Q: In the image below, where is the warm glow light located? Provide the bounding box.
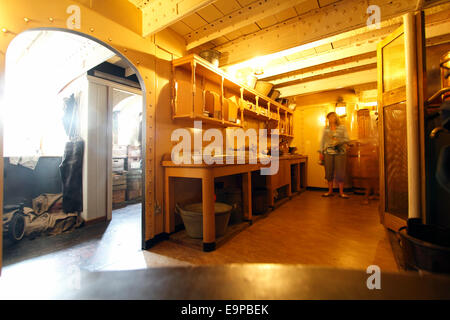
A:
[359,101,378,107]
[4,30,114,157]
[335,106,347,116]
[115,94,143,146]
[318,115,326,126]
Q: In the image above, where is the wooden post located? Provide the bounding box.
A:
[242,171,253,223]
[191,61,196,117]
[202,170,216,251]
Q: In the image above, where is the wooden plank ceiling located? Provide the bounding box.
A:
[128,0,450,99]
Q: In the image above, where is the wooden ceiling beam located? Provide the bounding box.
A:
[275,63,378,89]
[255,40,381,79]
[230,5,450,86]
[185,0,311,50]
[136,0,217,37]
[215,0,421,66]
[279,68,378,98]
[263,51,377,82]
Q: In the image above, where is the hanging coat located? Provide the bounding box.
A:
[59,139,84,213]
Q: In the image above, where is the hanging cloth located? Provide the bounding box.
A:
[436,101,450,193]
[59,139,84,213]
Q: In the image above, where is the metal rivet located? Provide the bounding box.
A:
[108,38,112,42]
[90,28,95,32]
[24,18,30,23]
[1,28,8,33]
[49,17,54,22]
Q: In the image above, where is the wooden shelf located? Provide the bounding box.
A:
[239,106,279,122]
[173,54,293,114]
[172,54,294,137]
[268,132,294,139]
[173,114,243,128]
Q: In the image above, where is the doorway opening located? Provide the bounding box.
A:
[2,29,145,270]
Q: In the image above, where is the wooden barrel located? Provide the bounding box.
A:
[347,142,379,193]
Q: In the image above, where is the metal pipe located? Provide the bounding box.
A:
[404,13,421,219]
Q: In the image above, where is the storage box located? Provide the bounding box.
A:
[127,157,141,170]
[128,145,141,158]
[113,145,127,158]
[112,158,125,173]
[113,173,126,186]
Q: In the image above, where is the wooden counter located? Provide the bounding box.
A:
[162,155,308,251]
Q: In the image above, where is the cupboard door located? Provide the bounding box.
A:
[377,12,425,231]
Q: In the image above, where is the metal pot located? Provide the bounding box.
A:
[270,90,281,100]
[255,81,274,96]
[199,50,222,67]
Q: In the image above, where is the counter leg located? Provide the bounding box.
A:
[164,174,175,234]
[202,172,216,252]
[242,172,252,225]
[267,176,275,208]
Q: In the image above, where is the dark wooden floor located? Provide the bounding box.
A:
[151,191,399,272]
[1,191,398,287]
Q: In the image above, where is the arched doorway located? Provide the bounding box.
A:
[1,28,148,272]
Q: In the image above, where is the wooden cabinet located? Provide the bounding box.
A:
[266,156,308,207]
[268,160,290,190]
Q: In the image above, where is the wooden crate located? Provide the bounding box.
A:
[127,189,142,201]
[127,179,142,191]
[127,157,141,170]
[113,183,127,191]
[112,158,125,173]
[128,145,141,158]
[113,174,126,186]
[113,189,126,204]
[113,145,128,158]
